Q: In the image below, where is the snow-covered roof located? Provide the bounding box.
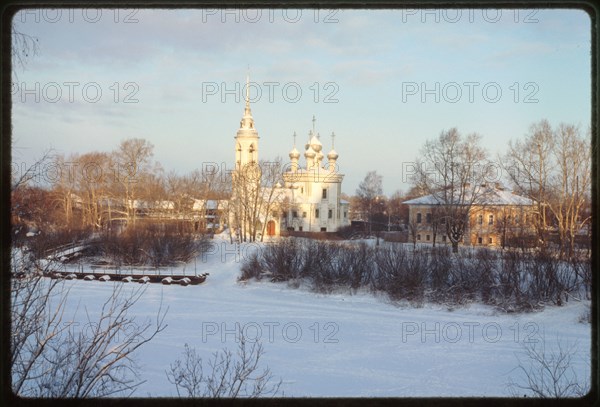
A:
[192,199,228,211]
[128,200,175,210]
[403,185,534,206]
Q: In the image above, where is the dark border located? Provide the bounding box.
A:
[1,1,598,406]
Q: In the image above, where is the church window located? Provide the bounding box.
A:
[344,211,347,218]
[426,213,432,223]
[477,214,483,225]
[416,213,422,223]
[322,188,327,199]
[292,210,298,218]
[299,226,303,231]
[320,227,326,232]
[328,209,333,219]
[302,211,307,218]
[315,209,320,218]
[488,214,494,225]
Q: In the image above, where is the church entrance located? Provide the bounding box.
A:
[267,220,276,236]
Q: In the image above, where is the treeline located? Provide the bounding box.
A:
[11,138,230,242]
[240,239,591,312]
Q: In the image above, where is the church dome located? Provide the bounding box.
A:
[289,147,300,160]
[305,146,316,159]
[327,149,338,160]
[316,151,324,162]
[310,135,322,152]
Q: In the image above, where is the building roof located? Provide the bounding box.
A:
[403,185,534,206]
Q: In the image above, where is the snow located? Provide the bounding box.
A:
[48,234,591,397]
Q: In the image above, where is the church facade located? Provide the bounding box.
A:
[230,77,350,238]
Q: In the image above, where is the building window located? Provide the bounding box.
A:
[488,237,493,244]
[322,188,327,199]
[515,215,520,224]
[477,214,483,225]
[315,209,320,218]
[302,211,307,218]
[300,187,304,194]
[272,211,278,218]
[426,235,430,241]
[344,211,347,218]
[320,227,326,232]
[292,210,298,218]
[426,213,432,224]
[299,226,303,231]
[442,235,446,242]
[416,213,422,223]
[417,234,421,241]
[328,209,333,219]
[488,215,494,225]
[478,237,483,244]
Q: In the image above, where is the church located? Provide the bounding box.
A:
[231,77,350,238]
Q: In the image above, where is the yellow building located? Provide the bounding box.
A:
[404,184,537,247]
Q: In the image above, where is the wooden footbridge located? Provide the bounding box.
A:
[47,268,209,285]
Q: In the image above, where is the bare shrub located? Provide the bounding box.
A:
[166,336,282,398]
[374,244,424,302]
[99,222,208,267]
[239,251,263,281]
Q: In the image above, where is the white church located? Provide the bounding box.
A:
[231,77,350,237]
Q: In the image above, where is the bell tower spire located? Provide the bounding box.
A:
[240,70,255,130]
[235,71,259,170]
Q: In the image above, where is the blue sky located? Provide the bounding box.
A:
[11,8,591,194]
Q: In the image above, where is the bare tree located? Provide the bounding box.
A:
[507,336,589,398]
[504,121,591,258]
[387,190,407,230]
[414,128,491,252]
[232,159,284,242]
[12,20,39,78]
[113,138,155,227]
[11,254,168,397]
[356,171,383,236]
[166,335,282,398]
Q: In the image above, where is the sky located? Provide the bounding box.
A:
[11,8,591,194]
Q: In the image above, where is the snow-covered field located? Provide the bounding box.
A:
[55,234,591,397]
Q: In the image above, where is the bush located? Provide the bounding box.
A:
[98,222,209,267]
[239,239,589,312]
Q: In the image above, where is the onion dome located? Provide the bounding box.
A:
[327,149,338,160]
[305,146,316,159]
[289,147,300,160]
[310,134,322,152]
